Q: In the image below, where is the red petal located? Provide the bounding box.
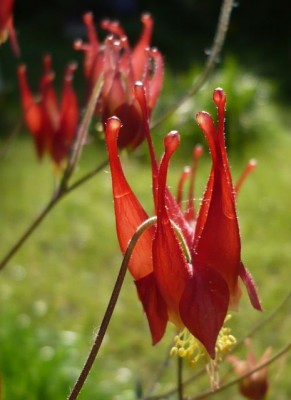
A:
[52,63,79,164]
[108,102,143,150]
[153,132,191,325]
[180,266,229,358]
[39,58,59,152]
[146,48,164,112]
[135,83,193,248]
[81,12,100,79]
[17,65,44,158]
[131,14,154,80]
[135,272,168,345]
[105,117,154,280]
[194,104,241,304]
[239,263,262,311]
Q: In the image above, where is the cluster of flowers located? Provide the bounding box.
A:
[16,12,163,166]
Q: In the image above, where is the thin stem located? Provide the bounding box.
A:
[0,158,108,271]
[178,356,184,400]
[152,0,235,129]
[0,193,60,271]
[143,343,173,399]
[190,342,291,399]
[67,216,157,400]
[61,75,104,186]
[0,121,22,161]
[64,158,108,195]
[234,291,291,348]
[144,368,206,400]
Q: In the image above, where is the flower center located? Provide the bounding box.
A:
[170,314,236,367]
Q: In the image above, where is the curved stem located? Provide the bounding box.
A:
[190,342,291,399]
[67,216,157,400]
[143,342,173,399]
[0,193,60,271]
[0,158,108,271]
[144,291,291,400]
[152,0,235,129]
[61,75,104,185]
[64,158,108,195]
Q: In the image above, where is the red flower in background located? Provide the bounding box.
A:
[17,55,79,167]
[105,86,262,360]
[0,0,19,55]
[228,339,272,399]
[75,13,163,150]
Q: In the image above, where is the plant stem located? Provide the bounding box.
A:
[152,0,235,129]
[62,75,104,184]
[0,193,60,271]
[0,158,108,271]
[178,357,184,400]
[190,342,291,399]
[67,216,157,400]
[143,343,173,399]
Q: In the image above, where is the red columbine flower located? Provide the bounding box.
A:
[75,12,163,150]
[0,0,19,55]
[228,339,272,399]
[17,55,79,167]
[106,85,262,360]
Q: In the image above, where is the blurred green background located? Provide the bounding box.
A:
[0,0,291,399]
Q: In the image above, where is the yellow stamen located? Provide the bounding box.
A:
[170,314,236,367]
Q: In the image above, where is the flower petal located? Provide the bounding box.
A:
[239,263,262,311]
[105,117,154,280]
[52,62,79,164]
[194,91,242,307]
[180,266,229,358]
[135,272,168,345]
[17,65,44,158]
[153,132,191,326]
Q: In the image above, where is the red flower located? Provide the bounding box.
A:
[17,55,79,166]
[0,0,19,55]
[105,86,262,359]
[75,13,163,150]
[228,339,272,399]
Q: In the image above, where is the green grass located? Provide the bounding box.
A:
[0,112,291,399]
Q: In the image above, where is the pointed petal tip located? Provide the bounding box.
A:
[17,63,26,74]
[106,116,122,140]
[83,12,94,24]
[193,144,203,159]
[141,13,152,22]
[164,131,180,154]
[239,263,263,311]
[196,111,212,128]
[213,88,226,108]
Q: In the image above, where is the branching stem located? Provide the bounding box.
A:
[152,0,235,129]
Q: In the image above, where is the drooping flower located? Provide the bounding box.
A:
[105,86,262,361]
[17,55,79,167]
[228,339,272,399]
[75,12,163,150]
[0,0,19,55]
